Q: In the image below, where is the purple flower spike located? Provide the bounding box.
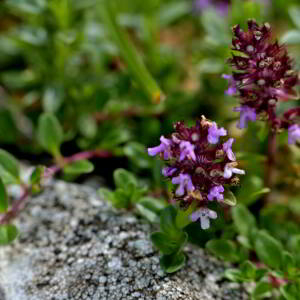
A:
[148,136,172,160]
[222,74,237,96]
[223,138,236,161]
[288,124,300,144]
[207,122,227,144]
[172,174,195,196]
[162,167,177,177]
[224,163,245,179]
[233,106,256,129]
[190,208,217,230]
[207,185,224,201]
[179,141,196,161]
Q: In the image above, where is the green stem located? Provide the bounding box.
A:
[100,0,165,104]
[175,201,198,229]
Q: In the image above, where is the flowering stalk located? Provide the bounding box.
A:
[148,117,245,230]
[224,20,300,201]
[0,149,112,225]
[223,20,299,143]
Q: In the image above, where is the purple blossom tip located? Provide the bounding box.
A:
[222,74,237,96]
[207,122,227,144]
[288,124,300,145]
[233,106,256,129]
[162,167,177,177]
[147,135,172,159]
[190,208,217,230]
[223,163,245,179]
[172,173,195,196]
[179,141,196,161]
[223,138,236,161]
[207,185,224,201]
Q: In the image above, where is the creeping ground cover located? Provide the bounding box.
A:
[0,0,300,299]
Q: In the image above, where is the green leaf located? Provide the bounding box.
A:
[254,230,283,269]
[37,113,63,156]
[240,260,257,279]
[123,142,151,169]
[289,235,300,252]
[160,251,186,273]
[100,0,165,103]
[114,188,131,208]
[151,231,187,254]
[0,149,20,181]
[64,160,94,175]
[138,196,167,212]
[42,85,64,113]
[136,203,158,223]
[223,190,237,206]
[160,206,181,238]
[136,196,166,223]
[0,224,19,245]
[280,30,300,45]
[98,187,117,205]
[113,168,138,190]
[248,188,271,202]
[206,239,239,262]
[158,2,190,26]
[254,269,268,281]
[0,178,8,213]
[280,283,300,300]
[30,166,45,185]
[224,269,244,282]
[252,282,272,299]
[232,204,256,237]
[288,6,300,29]
[281,252,295,274]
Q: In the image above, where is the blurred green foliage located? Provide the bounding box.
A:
[0,0,300,298]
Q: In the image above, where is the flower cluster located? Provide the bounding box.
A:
[148,117,245,229]
[223,20,300,144]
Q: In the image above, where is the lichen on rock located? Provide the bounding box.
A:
[0,181,248,300]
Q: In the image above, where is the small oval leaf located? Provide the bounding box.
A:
[0,224,19,245]
[64,160,94,175]
[37,113,63,156]
[0,177,8,213]
[0,149,20,181]
[254,230,283,269]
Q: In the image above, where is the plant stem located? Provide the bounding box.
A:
[0,149,112,225]
[264,130,276,204]
[0,186,30,225]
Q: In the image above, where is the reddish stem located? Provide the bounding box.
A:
[0,149,112,225]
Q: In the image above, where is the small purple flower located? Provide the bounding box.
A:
[207,185,224,201]
[233,106,256,129]
[194,0,211,10]
[223,163,245,179]
[179,141,196,161]
[172,173,195,196]
[207,122,227,144]
[190,208,217,230]
[288,124,300,145]
[148,136,172,160]
[222,74,237,96]
[223,138,236,161]
[193,0,229,16]
[162,167,177,177]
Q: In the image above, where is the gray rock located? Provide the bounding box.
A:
[0,181,248,300]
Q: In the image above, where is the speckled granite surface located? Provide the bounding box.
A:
[0,181,248,300]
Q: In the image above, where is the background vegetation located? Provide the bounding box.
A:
[0,0,300,298]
